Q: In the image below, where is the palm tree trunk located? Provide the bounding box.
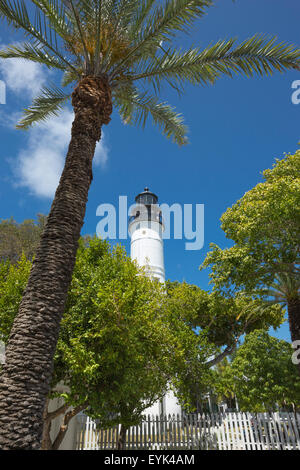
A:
[287,297,300,376]
[0,76,112,450]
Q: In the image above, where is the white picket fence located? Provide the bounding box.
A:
[76,412,300,450]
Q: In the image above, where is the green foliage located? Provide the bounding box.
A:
[1,1,300,144]
[265,272,300,306]
[165,281,284,348]
[16,85,71,129]
[213,331,300,412]
[0,255,32,343]
[0,215,46,263]
[164,281,284,411]
[0,233,292,421]
[57,237,207,426]
[201,151,300,296]
[0,236,203,426]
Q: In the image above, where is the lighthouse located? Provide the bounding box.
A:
[128,188,182,416]
[128,187,165,283]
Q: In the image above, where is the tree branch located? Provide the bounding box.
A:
[45,402,70,422]
[205,339,238,368]
[51,402,88,450]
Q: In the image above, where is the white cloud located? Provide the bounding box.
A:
[12,108,109,199]
[0,56,46,99]
[14,109,72,198]
[94,131,109,167]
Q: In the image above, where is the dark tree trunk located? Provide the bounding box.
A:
[117,425,128,450]
[0,76,112,450]
[41,398,53,450]
[41,400,69,450]
[51,404,86,450]
[287,296,300,376]
[41,399,86,450]
[41,419,52,451]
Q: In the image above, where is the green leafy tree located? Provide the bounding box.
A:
[0,235,284,448]
[164,281,284,409]
[0,255,32,343]
[1,1,300,449]
[213,331,300,412]
[0,215,46,263]
[201,151,300,373]
[211,358,238,411]
[0,238,201,450]
[55,238,188,450]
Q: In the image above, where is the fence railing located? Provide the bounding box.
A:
[76,412,300,450]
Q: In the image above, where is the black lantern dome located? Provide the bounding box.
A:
[129,188,162,225]
[135,187,158,206]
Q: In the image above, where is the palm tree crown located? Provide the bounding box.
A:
[0,0,300,145]
[266,269,300,306]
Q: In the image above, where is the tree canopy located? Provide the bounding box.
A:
[0,215,46,263]
[164,280,284,408]
[0,232,289,448]
[212,330,300,412]
[0,237,202,448]
[201,151,300,371]
[201,151,300,294]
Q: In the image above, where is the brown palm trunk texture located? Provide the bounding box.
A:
[0,76,112,450]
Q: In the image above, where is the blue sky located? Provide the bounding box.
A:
[0,0,299,342]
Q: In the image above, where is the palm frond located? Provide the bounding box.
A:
[16,85,71,129]
[0,41,67,70]
[225,35,300,76]
[122,45,223,90]
[94,0,102,75]
[61,68,80,87]
[68,0,90,69]
[74,0,100,25]
[111,0,213,77]
[31,0,72,41]
[122,35,300,90]
[0,0,77,72]
[114,85,188,146]
[261,270,300,305]
[100,0,140,73]
[140,0,213,39]
[128,0,156,37]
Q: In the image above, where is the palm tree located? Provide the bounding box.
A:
[0,0,300,450]
[265,269,300,374]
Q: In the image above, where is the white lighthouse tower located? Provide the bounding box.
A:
[128,187,165,282]
[128,188,182,416]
